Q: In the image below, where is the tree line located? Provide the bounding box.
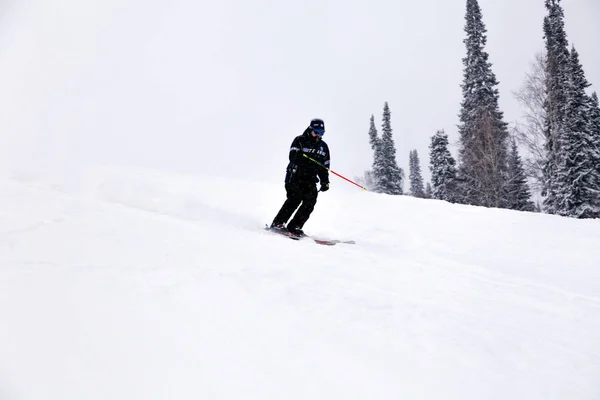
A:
[365,0,599,219]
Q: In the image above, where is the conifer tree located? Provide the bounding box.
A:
[457,0,510,208]
[554,48,600,218]
[542,0,571,213]
[378,102,404,195]
[506,140,535,211]
[589,92,600,180]
[590,92,600,139]
[408,150,425,198]
[589,93,600,173]
[429,130,457,202]
[425,182,433,199]
[368,115,385,192]
[368,114,380,151]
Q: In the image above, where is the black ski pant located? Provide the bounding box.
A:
[272,181,318,230]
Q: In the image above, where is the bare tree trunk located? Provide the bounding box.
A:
[459,111,508,208]
[512,52,548,192]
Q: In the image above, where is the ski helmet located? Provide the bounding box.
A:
[310,118,325,135]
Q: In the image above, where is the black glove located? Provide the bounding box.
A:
[294,151,306,162]
[319,182,329,192]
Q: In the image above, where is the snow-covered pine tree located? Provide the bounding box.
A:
[457,0,510,208]
[542,0,571,214]
[590,92,600,139]
[368,114,385,192]
[368,114,380,151]
[408,150,425,198]
[554,47,600,218]
[425,182,433,199]
[506,139,535,212]
[590,92,600,132]
[378,102,403,195]
[589,92,600,201]
[429,130,457,202]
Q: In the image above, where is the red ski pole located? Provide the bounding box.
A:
[303,154,367,191]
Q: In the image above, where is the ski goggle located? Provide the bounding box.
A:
[312,128,325,136]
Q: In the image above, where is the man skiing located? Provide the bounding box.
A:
[270,118,330,237]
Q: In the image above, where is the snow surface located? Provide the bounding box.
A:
[1,167,599,399]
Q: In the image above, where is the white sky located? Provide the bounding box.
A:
[0,0,598,185]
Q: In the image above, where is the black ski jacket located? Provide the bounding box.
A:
[285,128,330,186]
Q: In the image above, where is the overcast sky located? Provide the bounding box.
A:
[0,0,598,186]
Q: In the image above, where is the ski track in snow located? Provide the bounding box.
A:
[1,168,600,399]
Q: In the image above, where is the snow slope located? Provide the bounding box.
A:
[1,168,599,400]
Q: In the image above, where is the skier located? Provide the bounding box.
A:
[270,118,330,237]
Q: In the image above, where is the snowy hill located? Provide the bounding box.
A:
[1,0,600,398]
[1,168,599,400]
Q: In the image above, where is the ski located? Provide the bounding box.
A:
[264,225,354,246]
[313,238,356,245]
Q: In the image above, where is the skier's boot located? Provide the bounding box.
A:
[270,222,287,233]
[287,226,307,238]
